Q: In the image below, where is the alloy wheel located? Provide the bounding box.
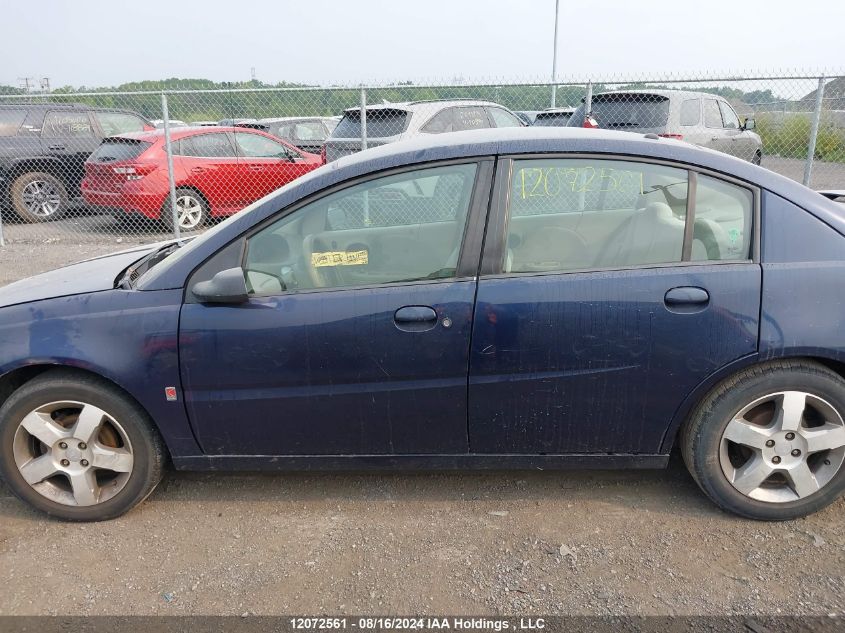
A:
[175,195,204,230]
[21,180,62,218]
[719,391,845,503]
[12,401,134,507]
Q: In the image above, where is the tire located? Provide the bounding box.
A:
[0,369,166,521]
[681,359,845,520]
[162,188,208,232]
[10,171,69,223]
[752,151,762,166]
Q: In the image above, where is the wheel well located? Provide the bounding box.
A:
[0,364,170,458]
[666,355,845,452]
[169,186,211,213]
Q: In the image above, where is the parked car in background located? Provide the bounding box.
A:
[150,119,188,128]
[236,117,338,154]
[0,103,153,222]
[324,99,523,162]
[81,126,321,231]
[514,110,542,125]
[532,107,576,127]
[218,118,257,127]
[191,121,218,127]
[4,128,845,521]
[567,90,763,164]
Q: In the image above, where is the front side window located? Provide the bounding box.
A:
[179,133,237,157]
[488,107,522,128]
[718,101,741,129]
[704,99,723,128]
[235,132,291,158]
[42,111,93,137]
[243,163,478,294]
[0,109,26,136]
[94,111,146,136]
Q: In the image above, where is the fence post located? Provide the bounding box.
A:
[360,87,368,150]
[0,205,5,247]
[803,76,825,187]
[160,93,181,239]
[550,0,560,108]
[584,81,593,121]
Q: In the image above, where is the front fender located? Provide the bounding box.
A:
[0,288,202,456]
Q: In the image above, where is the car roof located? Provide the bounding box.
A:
[592,88,728,101]
[253,117,333,124]
[342,99,507,114]
[106,125,265,141]
[142,126,845,291]
[0,102,139,113]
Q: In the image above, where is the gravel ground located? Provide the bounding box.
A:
[1,159,844,618]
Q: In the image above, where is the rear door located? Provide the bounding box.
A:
[40,110,99,192]
[233,131,311,204]
[468,156,760,455]
[176,132,241,214]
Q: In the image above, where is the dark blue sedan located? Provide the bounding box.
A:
[2,128,845,521]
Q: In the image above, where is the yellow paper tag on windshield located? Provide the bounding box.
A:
[311,249,369,267]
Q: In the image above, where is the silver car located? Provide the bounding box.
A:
[324,99,523,162]
[568,89,763,164]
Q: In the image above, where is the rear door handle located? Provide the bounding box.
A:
[190,167,206,173]
[664,286,710,311]
[394,305,438,332]
[48,144,66,150]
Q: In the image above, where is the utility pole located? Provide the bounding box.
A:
[551,0,560,108]
[18,77,34,93]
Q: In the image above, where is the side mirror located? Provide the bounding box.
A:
[743,117,756,131]
[191,267,248,304]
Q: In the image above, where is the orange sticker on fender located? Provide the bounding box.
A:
[311,249,369,267]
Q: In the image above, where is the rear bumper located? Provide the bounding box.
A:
[81,183,166,220]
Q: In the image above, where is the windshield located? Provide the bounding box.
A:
[331,108,409,139]
[567,94,670,129]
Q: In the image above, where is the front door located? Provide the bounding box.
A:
[175,131,241,215]
[469,157,761,454]
[233,131,311,204]
[179,160,491,455]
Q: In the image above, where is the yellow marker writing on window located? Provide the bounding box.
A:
[311,249,369,267]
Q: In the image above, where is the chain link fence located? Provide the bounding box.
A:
[0,71,843,283]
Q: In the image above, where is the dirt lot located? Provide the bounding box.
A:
[0,158,844,618]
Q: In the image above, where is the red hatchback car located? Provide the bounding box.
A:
[82,126,323,230]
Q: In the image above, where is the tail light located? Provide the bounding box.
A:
[112,164,156,181]
[658,133,684,140]
[582,115,599,129]
[320,145,327,165]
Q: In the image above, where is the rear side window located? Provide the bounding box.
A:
[680,99,700,126]
[704,99,723,128]
[332,109,409,138]
[178,133,237,157]
[94,111,146,136]
[567,94,670,130]
[422,107,489,133]
[691,174,753,261]
[42,111,93,137]
[90,139,152,163]
[0,109,26,136]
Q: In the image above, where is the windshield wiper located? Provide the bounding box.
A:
[116,241,185,290]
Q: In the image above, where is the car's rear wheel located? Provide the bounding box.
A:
[682,360,845,520]
[10,171,68,223]
[162,188,208,232]
[0,370,166,521]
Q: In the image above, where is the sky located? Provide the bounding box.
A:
[2,0,843,89]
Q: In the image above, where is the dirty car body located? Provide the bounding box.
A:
[2,128,845,521]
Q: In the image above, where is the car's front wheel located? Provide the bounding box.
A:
[0,370,166,521]
[682,360,845,520]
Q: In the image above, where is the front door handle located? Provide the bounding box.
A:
[394,305,438,332]
[48,144,66,150]
[190,167,206,174]
[664,286,710,312]
[248,165,264,172]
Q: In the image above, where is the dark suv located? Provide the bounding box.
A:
[0,103,152,222]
